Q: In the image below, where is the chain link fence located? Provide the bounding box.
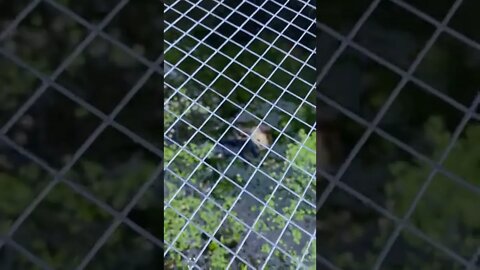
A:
[1,0,480,269]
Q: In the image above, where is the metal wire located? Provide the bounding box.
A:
[163,0,320,268]
[0,0,167,268]
[316,0,480,269]
[0,0,479,269]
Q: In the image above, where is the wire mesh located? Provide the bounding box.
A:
[164,0,317,268]
[1,0,165,269]
[316,0,480,269]
[0,0,479,269]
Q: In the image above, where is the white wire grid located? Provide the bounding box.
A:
[164,0,317,268]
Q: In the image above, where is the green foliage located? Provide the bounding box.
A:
[287,129,316,174]
[387,116,480,263]
[165,94,244,268]
[249,129,316,269]
[0,164,44,234]
[163,92,317,268]
[0,60,38,124]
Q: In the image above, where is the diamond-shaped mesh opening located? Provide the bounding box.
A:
[0,2,89,74]
[12,183,113,269]
[57,36,148,114]
[354,0,436,70]
[5,88,101,169]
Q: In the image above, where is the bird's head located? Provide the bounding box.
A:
[238,124,272,150]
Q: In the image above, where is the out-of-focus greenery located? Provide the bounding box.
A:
[384,116,480,269]
[317,115,480,270]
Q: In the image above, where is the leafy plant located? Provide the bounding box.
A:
[386,116,480,268]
